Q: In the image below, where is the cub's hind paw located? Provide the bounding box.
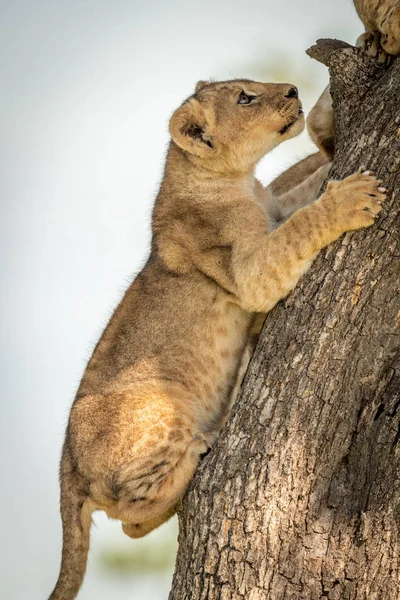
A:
[192,431,218,454]
[122,506,177,538]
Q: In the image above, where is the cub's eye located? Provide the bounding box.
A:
[237,91,256,105]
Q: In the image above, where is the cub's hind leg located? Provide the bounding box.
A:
[118,433,214,531]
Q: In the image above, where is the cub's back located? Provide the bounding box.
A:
[76,253,249,400]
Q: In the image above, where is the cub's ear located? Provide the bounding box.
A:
[169,98,215,158]
[195,80,209,93]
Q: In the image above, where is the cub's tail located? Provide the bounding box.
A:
[48,444,93,600]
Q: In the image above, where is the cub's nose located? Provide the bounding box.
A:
[285,86,298,99]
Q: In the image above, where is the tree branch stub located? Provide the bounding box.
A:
[307,37,389,102]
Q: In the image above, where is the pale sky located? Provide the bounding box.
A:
[0,1,361,598]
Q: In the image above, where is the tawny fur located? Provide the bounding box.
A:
[49,79,386,600]
[307,86,334,160]
[354,0,400,62]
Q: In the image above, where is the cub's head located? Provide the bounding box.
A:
[169,79,304,174]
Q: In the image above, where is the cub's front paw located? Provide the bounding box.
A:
[326,169,387,233]
[356,31,392,66]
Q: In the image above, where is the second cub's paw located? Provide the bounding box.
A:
[356,31,392,66]
[326,169,387,233]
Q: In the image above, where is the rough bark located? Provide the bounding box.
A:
[169,40,400,600]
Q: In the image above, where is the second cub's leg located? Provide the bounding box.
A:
[307,85,334,159]
[268,151,330,198]
[268,162,332,224]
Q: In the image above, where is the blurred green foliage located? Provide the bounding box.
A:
[99,522,178,574]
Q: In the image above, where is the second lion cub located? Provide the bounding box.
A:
[50,79,386,600]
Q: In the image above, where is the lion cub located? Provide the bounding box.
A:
[49,79,386,599]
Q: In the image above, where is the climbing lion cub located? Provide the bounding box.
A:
[49,79,386,599]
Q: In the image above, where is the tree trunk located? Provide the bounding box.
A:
[169,40,400,600]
